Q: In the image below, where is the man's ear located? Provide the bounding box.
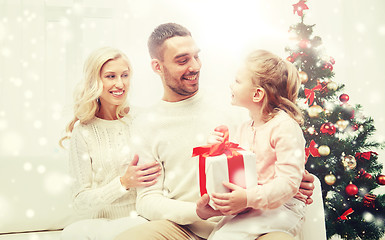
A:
[252,87,265,103]
[151,59,163,74]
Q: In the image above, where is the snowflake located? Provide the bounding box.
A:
[26,209,35,218]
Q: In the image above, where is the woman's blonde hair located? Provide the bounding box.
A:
[245,49,303,125]
[59,47,132,147]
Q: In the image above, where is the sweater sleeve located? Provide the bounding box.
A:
[68,125,127,215]
[131,120,201,225]
[246,120,306,210]
[135,168,200,225]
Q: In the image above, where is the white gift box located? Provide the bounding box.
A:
[198,150,258,208]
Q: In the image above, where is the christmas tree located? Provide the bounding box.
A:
[286,1,385,239]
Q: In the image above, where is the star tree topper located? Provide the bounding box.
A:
[293,0,309,17]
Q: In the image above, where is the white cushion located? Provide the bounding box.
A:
[0,154,82,234]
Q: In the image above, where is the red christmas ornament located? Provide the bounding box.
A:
[339,93,350,103]
[356,168,372,179]
[376,174,385,185]
[320,122,336,135]
[345,183,358,196]
[363,172,373,179]
[323,62,333,71]
[286,56,294,63]
[352,123,359,131]
[363,194,376,208]
[292,0,309,17]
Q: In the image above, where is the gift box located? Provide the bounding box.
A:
[192,126,258,209]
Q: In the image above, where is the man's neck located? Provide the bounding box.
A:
[162,91,199,102]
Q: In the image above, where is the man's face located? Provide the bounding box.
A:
[157,36,201,102]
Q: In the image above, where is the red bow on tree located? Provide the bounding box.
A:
[355,151,377,161]
[305,140,320,162]
[304,84,323,106]
[292,0,309,17]
[337,208,354,221]
[363,194,376,208]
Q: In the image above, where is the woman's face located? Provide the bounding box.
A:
[99,57,130,110]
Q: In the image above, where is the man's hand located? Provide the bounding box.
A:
[299,170,315,205]
[196,194,222,220]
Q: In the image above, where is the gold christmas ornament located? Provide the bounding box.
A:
[308,105,323,118]
[327,81,338,91]
[336,119,349,131]
[318,145,330,156]
[299,71,309,84]
[325,173,336,185]
[342,155,357,170]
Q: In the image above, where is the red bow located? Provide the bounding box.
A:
[305,140,320,162]
[292,0,309,17]
[304,84,323,106]
[192,126,246,196]
[338,208,354,221]
[192,128,242,158]
[355,151,377,161]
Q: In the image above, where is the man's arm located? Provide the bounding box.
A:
[134,158,201,225]
[300,170,315,204]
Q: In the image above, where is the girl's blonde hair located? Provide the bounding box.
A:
[245,49,303,125]
[59,47,132,147]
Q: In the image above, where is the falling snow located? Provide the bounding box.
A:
[1,0,385,238]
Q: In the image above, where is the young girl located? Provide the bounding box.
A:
[59,47,161,240]
[203,49,307,240]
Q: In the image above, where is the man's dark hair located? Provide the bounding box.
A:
[148,23,192,60]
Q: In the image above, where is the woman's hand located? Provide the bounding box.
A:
[120,154,161,189]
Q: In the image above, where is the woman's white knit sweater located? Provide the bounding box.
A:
[69,116,136,219]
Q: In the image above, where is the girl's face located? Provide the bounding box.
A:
[230,65,256,109]
[99,57,130,110]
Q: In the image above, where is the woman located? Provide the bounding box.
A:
[59,47,161,240]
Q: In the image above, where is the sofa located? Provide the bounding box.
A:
[0,153,327,240]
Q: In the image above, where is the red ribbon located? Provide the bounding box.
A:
[337,208,354,220]
[355,151,377,161]
[192,127,246,196]
[305,140,320,162]
[304,84,323,106]
[363,194,376,208]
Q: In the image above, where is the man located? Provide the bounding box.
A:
[115,23,314,240]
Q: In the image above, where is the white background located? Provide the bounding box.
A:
[0,0,384,171]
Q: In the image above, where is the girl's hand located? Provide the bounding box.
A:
[211,182,248,215]
[196,194,222,220]
[207,130,224,144]
[120,154,161,189]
